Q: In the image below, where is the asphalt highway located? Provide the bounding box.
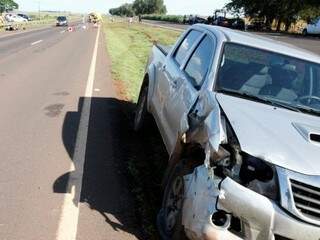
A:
[0,23,138,240]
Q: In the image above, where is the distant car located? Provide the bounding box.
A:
[17,14,32,21]
[5,14,28,23]
[192,16,207,24]
[187,15,207,25]
[246,19,270,31]
[303,17,320,36]
[56,16,68,27]
[213,16,245,30]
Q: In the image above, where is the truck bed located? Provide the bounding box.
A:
[155,44,172,57]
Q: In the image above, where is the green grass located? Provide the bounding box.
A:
[142,14,185,24]
[103,19,181,102]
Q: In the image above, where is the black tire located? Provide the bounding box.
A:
[157,162,188,240]
[302,28,308,36]
[133,84,149,132]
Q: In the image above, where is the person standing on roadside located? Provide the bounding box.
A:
[188,14,193,25]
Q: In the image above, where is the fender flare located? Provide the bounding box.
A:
[145,64,156,112]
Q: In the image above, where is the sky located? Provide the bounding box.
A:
[15,0,230,15]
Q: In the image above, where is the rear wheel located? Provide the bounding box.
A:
[134,84,148,131]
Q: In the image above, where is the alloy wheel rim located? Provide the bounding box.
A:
[165,176,184,232]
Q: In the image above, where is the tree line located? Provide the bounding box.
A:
[227,0,320,31]
[109,0,320,32]
[109,0,166,17]
[0,0,18,13]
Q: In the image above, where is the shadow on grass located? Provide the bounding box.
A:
[53,97,168,239]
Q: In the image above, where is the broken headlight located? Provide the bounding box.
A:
[239,153,280,201]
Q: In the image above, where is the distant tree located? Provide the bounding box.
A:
[145,0,166,14]
[299,5,320,23]
[0,0,18,13]
[109,0,166,16]
[132,0,166,15]
[132,0,146,15]
[226,0,320,31]
[109,3,134,17]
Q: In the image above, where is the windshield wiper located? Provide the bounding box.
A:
[295,104,320,116]
[217,89,301,112]
[268,99,302,113]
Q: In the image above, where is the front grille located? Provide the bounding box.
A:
[291,179,320,221]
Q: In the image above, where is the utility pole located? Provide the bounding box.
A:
[38,1,40,20]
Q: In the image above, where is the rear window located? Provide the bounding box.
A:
[174,30,202,66]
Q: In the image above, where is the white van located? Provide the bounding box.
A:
[303,17,320,35]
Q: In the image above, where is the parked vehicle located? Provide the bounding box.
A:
[303,17,320,35]
[17,14,32,21]
[88,12,102,24]
[5,14,28,23]
[135,24,320,240]
[211,10,245,30]
[188,15,207,25]
[246,19,269,31]
[56,16,68,27]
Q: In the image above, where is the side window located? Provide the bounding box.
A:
[184,36,214,87]
[174,30,202,66]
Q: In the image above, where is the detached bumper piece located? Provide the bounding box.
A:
[218,177,320,240]
[182,165,320,240]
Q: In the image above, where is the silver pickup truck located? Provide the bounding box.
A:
[134,24,320,240]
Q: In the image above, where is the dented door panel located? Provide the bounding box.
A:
[163,78,199,153]
[187,91,227,151]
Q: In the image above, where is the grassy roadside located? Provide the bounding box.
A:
[103,18,181,102]
[102,19,179,238]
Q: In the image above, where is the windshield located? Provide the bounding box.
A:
[216,43,320,115]
[57,16,67,21]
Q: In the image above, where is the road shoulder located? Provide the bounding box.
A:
[75,25,141,240]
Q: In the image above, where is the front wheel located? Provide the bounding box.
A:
[157,163,188,240]
[133,84,148,131]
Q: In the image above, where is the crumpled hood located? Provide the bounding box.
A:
[216,93,320,176]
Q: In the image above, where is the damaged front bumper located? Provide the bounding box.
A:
[182,166,320,240]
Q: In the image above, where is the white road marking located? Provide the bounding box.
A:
[30,40,43,46]
[94,88,100,92]
[55,26,101,240]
